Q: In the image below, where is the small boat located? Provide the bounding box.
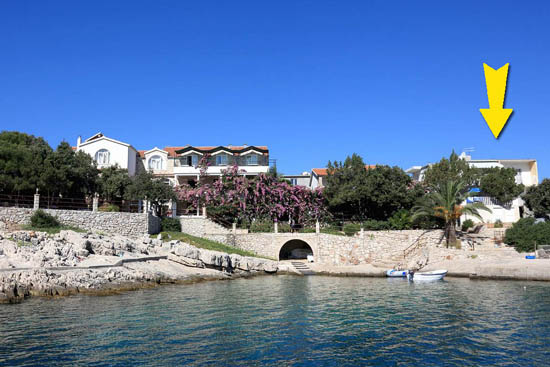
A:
[407,269,447,281]
[386,269,409,277]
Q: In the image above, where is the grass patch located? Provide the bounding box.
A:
[21,224,86,234]
[6,237,30,247]
[321,228,346,236]
[154,231,274,260]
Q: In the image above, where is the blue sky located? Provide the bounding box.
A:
[2,1,549,177]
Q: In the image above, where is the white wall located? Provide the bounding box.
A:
[78,139,136,175]
[461,198,522,225]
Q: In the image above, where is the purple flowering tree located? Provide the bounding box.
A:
[175,163,326,226]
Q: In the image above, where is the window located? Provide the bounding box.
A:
[95,149,110,165]
[148,155,164,170]
[185,155,199,167]
[290,178,298,185]
[216,154,228,165]
[246,154,259,165]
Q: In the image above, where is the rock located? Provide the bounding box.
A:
[77,249,89,257]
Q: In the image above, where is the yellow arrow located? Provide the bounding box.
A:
[480,63,513,138]
[479,64,513,139]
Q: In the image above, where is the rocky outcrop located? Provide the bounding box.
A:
[0,230,278,303]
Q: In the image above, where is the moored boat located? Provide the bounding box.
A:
[386,269,409,277]
[407,270,447,281]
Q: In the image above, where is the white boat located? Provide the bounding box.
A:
[407,269,447,281]
[386,269,409,277]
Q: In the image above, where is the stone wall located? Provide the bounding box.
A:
[204,230,444,265]
[0,207,159,238]
[177,217,445,266]
[179,216,230,237]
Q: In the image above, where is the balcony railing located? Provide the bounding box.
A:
[467,196,513,208]
[174,155,270,168]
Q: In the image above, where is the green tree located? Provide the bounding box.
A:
[522,179,550,218]
[0,131,53,195]
[479,167,524,204]
[363,165,424,220]
[125,171,176,216]
[324,153,369,219]
[423,151,479,189]
[42,142,99,199]
[97,165,132,203]
[412,180,491,247]
[324,154,422,220]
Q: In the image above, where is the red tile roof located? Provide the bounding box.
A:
[313,165,378,176]
[138,146,269,158]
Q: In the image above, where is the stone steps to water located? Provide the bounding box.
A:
[290,261,315,275]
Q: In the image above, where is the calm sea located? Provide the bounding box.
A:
[1,275,549,366]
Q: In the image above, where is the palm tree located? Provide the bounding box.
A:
[412,180,491,247]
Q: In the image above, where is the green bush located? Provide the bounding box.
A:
[504,218,550,252]
[278,222,292,233]
[389,209,412,230]
[362,220,391,231]
[412,215,445,230]
[161,217,181,232]
[494,219,504,228]
[99,203,119,212]
[30,209,60,228]
[250,220,275,233]
[343,223,362,236]
[461,219,474,232]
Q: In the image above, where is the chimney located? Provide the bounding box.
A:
[77,135,82,148]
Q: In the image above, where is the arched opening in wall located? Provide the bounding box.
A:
[279,240,313,261]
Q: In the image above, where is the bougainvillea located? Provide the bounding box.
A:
[175,164,326,225]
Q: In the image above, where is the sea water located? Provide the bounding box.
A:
[1,276,549,366]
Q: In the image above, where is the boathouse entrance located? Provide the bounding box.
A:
[278,239,313,260]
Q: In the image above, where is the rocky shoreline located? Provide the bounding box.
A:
[0,230,279,304]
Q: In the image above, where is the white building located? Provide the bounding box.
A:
[406,152,539,225]
[75,134,271,185]
[76,132,139,176]
[283,172,311,187]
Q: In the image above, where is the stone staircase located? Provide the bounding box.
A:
[290,261,315,275]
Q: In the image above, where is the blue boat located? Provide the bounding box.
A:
[386,269,409,277]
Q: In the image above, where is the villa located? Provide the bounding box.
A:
[76,133,271,186]
[406,152,539,224]
[76,133,139,176]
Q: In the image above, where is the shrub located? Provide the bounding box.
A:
[389,209,412,230]
[99,203,119,212]
[412,215,444,230]
[362,220,391,231]
[494,219,504,228]
[461,219,474,232]
[250,220,275,233]
[161,217,181,232]
[454,240,462,249]
[504,218,550,252]
[30,209,60,228]
[343,223,362,236]
[278,222,292,233]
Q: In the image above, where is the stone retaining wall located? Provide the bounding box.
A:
[177,217,445,266]
[204,230,445,265]
[0,207,159,238]
[179,216,230,237]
